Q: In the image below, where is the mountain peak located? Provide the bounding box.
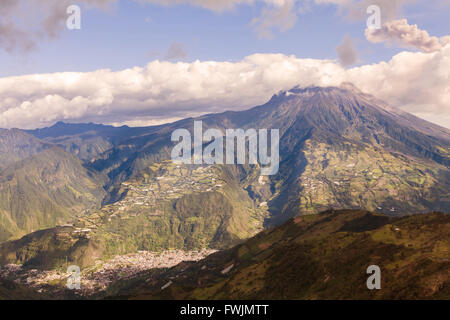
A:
[53,121,67,126]
[275,82,364,100]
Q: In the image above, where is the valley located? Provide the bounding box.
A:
[0,249,215,299]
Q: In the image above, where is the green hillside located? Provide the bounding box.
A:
[267,138,450,225]
[109,210,449,300]
[0,161,266,269]
[0,147,107,242]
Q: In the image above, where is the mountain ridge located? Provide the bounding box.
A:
[0,84,448,270]
[0,146,107,242]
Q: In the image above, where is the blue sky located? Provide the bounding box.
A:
[0,0,449,129]
[1,0,448,77]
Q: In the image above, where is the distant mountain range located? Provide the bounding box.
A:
[0,84,448,272]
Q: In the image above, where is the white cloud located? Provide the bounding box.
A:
[366,19,448,52]
[251,0,298,38]
[1,45,449,129]
[346,45,450,124]
[0,55,343,129]
[441,36,450,46]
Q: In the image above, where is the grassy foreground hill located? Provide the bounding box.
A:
[106,210,449,300]
[0,278,48,300]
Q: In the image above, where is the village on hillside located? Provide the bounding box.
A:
[66,161,228,236]
[0,249,216,297]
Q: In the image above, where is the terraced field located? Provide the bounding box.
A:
[270,139,449,218]
[0,161,269,269]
